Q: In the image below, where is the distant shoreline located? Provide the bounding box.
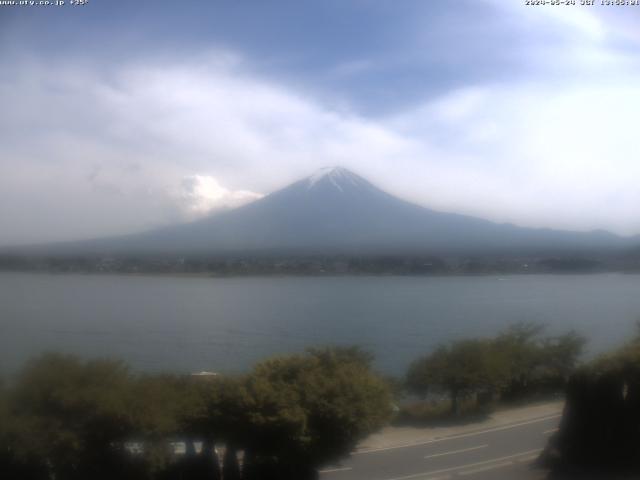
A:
[2,249,639,278]
[2,268,640,280]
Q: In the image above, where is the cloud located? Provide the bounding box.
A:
[176,175,262,217]
[389,81,640,236]
[483,0,606,41]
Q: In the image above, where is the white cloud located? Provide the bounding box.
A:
[483,0,605,41]
[176,175,262,217]
[388,80,640,235]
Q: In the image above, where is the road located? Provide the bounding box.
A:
[319,412,560,480]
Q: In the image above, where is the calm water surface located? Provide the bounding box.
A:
[1,272,639,376]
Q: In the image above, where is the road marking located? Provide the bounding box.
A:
[517,453,540,463]
[543,428,558,434]
[380,448,542,480]
[318,466,353,474]
[354,413,561,455]
[424,444,487,459]
[458,460,513,475]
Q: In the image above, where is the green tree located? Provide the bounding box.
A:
[128,374,191,478]
[1,348,392,480]
[6,353,137,480]
[539,331,586,385]
[493,322,546,399]
[240,347,392,479]
[591,330,640,376]
[407,339,508,415]
[494,323,585,399]
[0,377,14,473]
[546,330,639,474]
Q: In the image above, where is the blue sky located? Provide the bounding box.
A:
[1,0,640,244]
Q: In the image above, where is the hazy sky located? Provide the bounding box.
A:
[2,0,640,245]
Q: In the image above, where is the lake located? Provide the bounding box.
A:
[1,272,639,376]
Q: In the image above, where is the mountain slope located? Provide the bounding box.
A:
[60,166,632,256]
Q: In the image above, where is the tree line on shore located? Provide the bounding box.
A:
[2,253,633,276]
[0,323,590,480]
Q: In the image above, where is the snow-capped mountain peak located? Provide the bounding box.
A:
[306,166,367,192]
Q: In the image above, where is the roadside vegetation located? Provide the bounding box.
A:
[401,323,585,423]
[0,347,391,480]
[5,322,637,479]
[541,326,640,477]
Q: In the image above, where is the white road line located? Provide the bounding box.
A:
[381,448,543,480]
[424,444,488,459]
[516,454,540,463]
[319,466,353,474]
[543,428,558,434]
[458,461,514,476]
[353,414,561,455]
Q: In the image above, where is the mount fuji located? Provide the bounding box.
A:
[17,166,635,257]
